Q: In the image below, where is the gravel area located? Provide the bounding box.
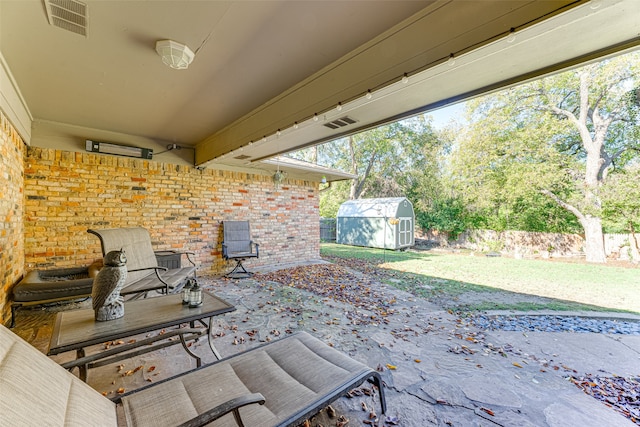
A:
[466,314,640,335]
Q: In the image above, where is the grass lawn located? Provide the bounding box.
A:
[320,243,640,314]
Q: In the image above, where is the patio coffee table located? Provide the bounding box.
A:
[48,291,235,381]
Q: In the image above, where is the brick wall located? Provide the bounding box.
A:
[0,111,26,324]
[23,147,320,274]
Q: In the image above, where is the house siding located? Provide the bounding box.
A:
[0,111,26,324]
[23,147,320,275]
[0,141,319,326]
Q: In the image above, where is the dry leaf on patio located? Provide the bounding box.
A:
[385,363,397,370]
[147,366,156,372]
[326,405,336,418]
[512,362,523,368]
[117,388,125,394]
[480,407,495,416]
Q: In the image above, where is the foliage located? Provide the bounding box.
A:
[415,197,468,239]
[601,163,640,233]
[294,50,640,253]
[449,51,640,260]
[296,116,450,225]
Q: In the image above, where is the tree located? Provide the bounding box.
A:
[601,164,640,259]
[452,51,640,262]
[290,116,448,223]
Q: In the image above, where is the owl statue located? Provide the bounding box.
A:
[92,249,127,321]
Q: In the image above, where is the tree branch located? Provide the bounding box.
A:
[540,189,586,224]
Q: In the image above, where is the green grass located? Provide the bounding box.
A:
[321,243,640,314]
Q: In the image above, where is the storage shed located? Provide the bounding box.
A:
[336,197,415,250]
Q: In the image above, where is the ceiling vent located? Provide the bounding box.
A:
[323,116,357,130]
[44,0,88,37]
[234,154,251,160]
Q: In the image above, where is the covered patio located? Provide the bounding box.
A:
[12,262,639,426]
[2,0,639,324]
[1,1,639,424]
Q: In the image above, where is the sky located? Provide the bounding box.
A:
[425,102,466,129]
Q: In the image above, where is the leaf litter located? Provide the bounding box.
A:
[206,259,639,426]
[254,264,397,327]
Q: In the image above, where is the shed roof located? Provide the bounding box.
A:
[337,197,413,218]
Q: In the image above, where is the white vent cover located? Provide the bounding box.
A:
[44,0,88,37]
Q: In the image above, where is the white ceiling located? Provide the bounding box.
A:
[1,0,639,180]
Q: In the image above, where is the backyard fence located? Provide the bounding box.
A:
[453,229,639,261]
[320,218,336,242]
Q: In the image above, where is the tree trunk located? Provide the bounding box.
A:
[628,221,639,263]
[582,216,606,263]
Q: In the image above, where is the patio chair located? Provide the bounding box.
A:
[0,324,386,427]
[222,221,259,277]
[88,227,196,296]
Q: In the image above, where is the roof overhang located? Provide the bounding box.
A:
[198,0,640,169]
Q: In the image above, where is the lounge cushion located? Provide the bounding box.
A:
[121,331,380,427]
[0,326,384,427]
[12,268,94,303]
[0,325,117,426]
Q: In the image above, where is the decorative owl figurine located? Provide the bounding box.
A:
[92,249,127,321]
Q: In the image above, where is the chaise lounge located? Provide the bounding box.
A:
[0,324,386,426]
[10,266,95,327]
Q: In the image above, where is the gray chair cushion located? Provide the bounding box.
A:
[0,325,117,426]
[121,331,380,427]
[88,227,195,295]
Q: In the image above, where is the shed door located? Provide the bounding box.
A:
[398,217,412,246]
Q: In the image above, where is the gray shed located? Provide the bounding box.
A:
[336,197,415,250]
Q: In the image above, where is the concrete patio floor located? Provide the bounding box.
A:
[13,261,640,426]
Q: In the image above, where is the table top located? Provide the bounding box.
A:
[48,291,235,355]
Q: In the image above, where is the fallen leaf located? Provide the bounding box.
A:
[480,407,495,416]
[513,362,523,368]
[386,363,397,370]
[326,405,336,418]
[117,388,125,394]
[414,359,421,363]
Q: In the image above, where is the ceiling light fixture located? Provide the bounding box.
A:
[155,40,195,70]
[506,28,517,43]
[447,54,456,66]
[402,73,409,83]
